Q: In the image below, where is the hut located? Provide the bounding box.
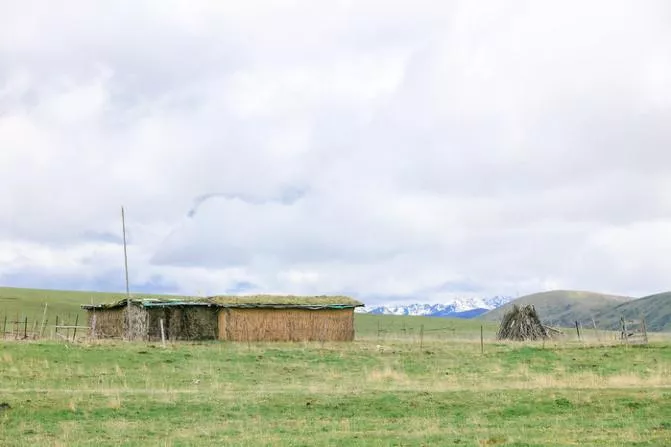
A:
[81,295,364,342]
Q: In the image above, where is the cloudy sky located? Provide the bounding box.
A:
[1,1,670,305]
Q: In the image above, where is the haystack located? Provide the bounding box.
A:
[496,304,550,341]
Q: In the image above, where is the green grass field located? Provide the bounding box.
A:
[1,337,670,446]
[1,287,670,445]
[0,287,183,323]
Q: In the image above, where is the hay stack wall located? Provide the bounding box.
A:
[146,306,218,341]
[82,295,363,342]
[86,304,147,339]
[218,307,355,342]
[87,307,125,338]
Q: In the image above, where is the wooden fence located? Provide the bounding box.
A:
[0,311,89,341]
[620,317,648,345]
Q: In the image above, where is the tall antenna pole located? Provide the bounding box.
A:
[121,206,131,339]
[121,206,130,298]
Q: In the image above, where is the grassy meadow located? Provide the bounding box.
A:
[0,287,182,325]
[2,334,671,445]
[1,287,670,445]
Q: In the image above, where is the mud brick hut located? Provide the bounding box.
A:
[81,295,363,342]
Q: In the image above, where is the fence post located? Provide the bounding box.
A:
[574,321,581,341]
[642,316,648,344]
[40,303,48,338]
[72,314,79,341]
[2,315,6,340]
[419,324,424,350]
[55,315,59,339]
[591,317,601,343]
[480,325,484,355]
[41,318,48,339]
[23,316,28,339]
[160,318,166,346]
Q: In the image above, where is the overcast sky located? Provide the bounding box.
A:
[1,1,670,304]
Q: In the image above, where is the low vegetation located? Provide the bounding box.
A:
[0,287,184,323]
[1,330,670,445]
[1,286,670,445]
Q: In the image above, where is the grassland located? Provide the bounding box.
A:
[2,287,671,445]
[0,287,184,323]
[2,333,670,446]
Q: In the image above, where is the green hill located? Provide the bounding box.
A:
[480,290,632,328]
[0,286,187,324]
[594,291,671,332]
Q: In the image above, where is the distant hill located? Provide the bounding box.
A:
[594,291,671,332]
[0,286,186,321]
[479,290,632,328]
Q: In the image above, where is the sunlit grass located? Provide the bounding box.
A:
[1,337,670,446]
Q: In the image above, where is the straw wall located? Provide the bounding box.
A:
[87,305,148,340]
[146,306,218,341]
[218,308,355,342]
[87,308,125,338]
[127,304,148,340]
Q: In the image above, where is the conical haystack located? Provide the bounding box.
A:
[496,304,550,341]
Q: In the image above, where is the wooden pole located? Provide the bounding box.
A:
[159,318,166,346]
[591,317,601,343]
[40,303,48,339]
[72,314,79,341]
[55,315,59,339]
[23,316,28,339]
[621,317,628,345]
[2,315,6,339]
[419,324,424,350]
[642,316,648,344]
[480,325,484,354]
[122,206,131,340]
[575,321,581,341]
[41,318,48,338]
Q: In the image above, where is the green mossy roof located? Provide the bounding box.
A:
[81,295,363,310]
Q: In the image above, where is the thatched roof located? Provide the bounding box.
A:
[81,295,364,310]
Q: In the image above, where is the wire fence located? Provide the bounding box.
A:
[360,316,653,347]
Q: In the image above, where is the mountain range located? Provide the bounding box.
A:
[356,295,513,318]
[357,289,671,332]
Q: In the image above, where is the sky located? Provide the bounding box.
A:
[1,1,671,305]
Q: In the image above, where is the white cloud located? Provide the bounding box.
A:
[1,0,671,304]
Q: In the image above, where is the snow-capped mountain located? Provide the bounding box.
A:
[355,296,513,319]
